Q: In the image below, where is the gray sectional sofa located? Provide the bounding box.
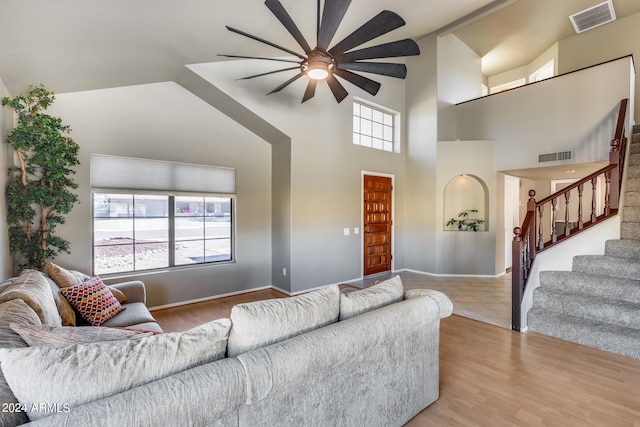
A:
[0,274,452,426]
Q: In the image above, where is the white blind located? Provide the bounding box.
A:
[90,154,235,194]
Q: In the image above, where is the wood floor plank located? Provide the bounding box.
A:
[153,290,640,425]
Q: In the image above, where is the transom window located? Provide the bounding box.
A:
[352,100,397,152]
[93,193,233,275]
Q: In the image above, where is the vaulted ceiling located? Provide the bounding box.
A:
[0,0,639,96]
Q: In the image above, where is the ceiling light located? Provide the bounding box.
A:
[307,61,329,80]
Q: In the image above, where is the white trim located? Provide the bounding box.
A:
[361,171,396,277]
[399,268,506,279]
[149,285,273,311]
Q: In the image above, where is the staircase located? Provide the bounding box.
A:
[528,124,640,359]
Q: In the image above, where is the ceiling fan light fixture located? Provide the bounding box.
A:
[306,61,330,80]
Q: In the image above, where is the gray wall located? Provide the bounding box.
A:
[49,82,273,307]
[558,11,640,124]
[0,78,13,279]
[455,56,634,172]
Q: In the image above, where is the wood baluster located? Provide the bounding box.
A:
[591,178,597,222]
[564,191,571,237]
[577,183,584,229]
[551,198,558,243]
[537,204,544,250]
[604,170,611,216]
[523,232,529,280]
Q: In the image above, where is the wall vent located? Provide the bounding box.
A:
[569,1,616,34]
[538,151,573,163]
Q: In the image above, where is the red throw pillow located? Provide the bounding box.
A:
[61,276,125,326]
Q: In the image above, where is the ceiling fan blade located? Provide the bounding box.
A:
[238,66,301,80]
[334,69,381,96]
[265,0,312,54]
[218,54,301,64]
[317,0,352,51]
[328,11,405,56]
[338,62,407,79]
[302,79,318,103]
[325,73,349,103]
[336,39,420,62]
[267,72,304,95]
[226,26,306,60]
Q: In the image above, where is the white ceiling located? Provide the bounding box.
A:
[1,0,638,96]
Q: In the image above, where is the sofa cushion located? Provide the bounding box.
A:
[0,269,62,327]
[0,317,231,421]
[60,276,125,326]
[9,323,154,348]
[0,299,42,349]
[339,275,404,321]
[100,302,157,328]
[227,285,340,358]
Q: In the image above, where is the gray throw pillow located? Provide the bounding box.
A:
[227,285,340,357]
[0,269,62,327]
[0,300,42,348]
[339,275,404,320]
[0,318,231,421]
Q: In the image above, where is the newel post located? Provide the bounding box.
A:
[511,227,523,332]
[609,138,620,210]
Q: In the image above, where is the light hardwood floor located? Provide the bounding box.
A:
[153,287,640,425]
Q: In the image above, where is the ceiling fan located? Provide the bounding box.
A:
[220,0,420,103]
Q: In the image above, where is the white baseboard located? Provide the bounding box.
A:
[149,285,272,311]
[399,268,506,279]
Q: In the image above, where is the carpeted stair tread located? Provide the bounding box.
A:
[539,270,640,302]
[532,288,640,329]
[604,238,640,259]
[629,167,640,179]
[621,222,640,240]
[528,309,640,359]
[626,177,640,192]
[573,254,640,279]
[631,143,640,155]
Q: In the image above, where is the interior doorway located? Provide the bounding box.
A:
[363,174,393,277]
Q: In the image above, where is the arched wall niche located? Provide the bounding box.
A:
[443,174,489,231]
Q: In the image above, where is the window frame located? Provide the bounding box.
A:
[91,190,235,276]
[352,98,400,153]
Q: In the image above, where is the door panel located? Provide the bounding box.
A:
[363,175,392,276]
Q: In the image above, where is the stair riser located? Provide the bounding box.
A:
[626,178,640,192]
[624,191,640,207]
[573,255,640,280]
[631,143,640,155]
[621,223,640,240]
[629,168,640,178]
[633,124,640,134]
[533,290,640,329]
[605,239,640,260]
[630,154,640,166]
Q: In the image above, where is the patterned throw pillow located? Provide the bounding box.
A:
[60,277,125,326]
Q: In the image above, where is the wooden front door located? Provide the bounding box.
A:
[363,175,392,276]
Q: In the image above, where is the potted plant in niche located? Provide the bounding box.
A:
[446,209,485,232]
[2,85,80,271]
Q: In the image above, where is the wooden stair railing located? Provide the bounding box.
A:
[511,98,629,332]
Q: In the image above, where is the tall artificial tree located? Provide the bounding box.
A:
[2,85,80,271]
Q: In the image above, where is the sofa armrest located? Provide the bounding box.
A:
[404,289,453,318]
[109,281,146,304]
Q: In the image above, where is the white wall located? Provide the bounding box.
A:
[0,79,13,278]
[49,82,273,307]
[488,43,559,89]
[456,56,634,172]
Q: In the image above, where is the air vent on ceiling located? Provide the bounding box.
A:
[569,0,616,34]
[538,151,573,163]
